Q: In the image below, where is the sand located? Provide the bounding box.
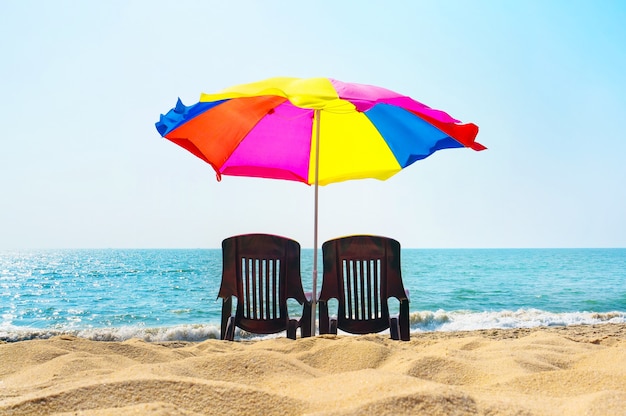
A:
[1,324,625,416]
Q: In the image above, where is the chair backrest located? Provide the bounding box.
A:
[218,234,306,334]
[320,235,407,334]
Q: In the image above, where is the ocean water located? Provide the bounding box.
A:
[1,248,625,342]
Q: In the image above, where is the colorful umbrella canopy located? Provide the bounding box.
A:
[156,77,485,334]
[156,77,485,186]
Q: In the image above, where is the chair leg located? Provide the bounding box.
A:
[224,317,235,341]
[319,300,330,334]
[300,301,312,338]
[330,319,338,335]
[221,297,233,340]
[399,299,410,341]
[389,317,400,340]
[287,319,298,340]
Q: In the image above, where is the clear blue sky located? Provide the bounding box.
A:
[1,0,625,249]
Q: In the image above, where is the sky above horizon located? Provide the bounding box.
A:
[1,0,625,249]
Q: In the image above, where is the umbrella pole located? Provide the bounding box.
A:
[312,109,321,336]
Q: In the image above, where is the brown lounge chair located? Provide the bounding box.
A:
[218,233,312,340]
[318,235,410,341]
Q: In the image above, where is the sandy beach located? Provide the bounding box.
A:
[1,324,625,415]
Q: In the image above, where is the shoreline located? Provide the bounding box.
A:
[1,323,625,415]
[3,310,625,343]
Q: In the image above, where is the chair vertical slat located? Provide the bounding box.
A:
[243,258,251,318]
[373,259,380,318]
[256,259,260,319]
[257,259,263,320]
[344,260,352,319]
[352,261,358,320]
[353,260,360,319]
[365,260,373,319]
[358,260,366,320]
[244,258,250,319]
[270,260,278,318]
[251,259,258,319]
[258,259,264,319]
[267,262,270,318]
[262,259,272,319]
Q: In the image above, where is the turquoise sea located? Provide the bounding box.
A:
[1,248,625,342]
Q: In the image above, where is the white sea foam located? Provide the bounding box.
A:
[0,324,222,343]
[410,309,626,332]
[2,310,625,342]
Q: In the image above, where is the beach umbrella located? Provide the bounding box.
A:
[155,77,485,334]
